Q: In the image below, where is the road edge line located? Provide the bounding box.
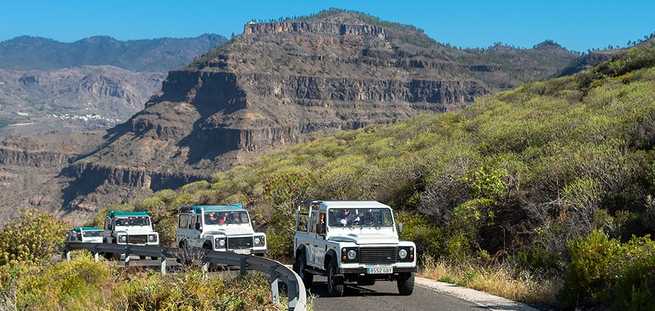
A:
[415,276,540,311]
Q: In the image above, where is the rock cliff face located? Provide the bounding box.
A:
[51,10,580,216]
[0,66,165,136]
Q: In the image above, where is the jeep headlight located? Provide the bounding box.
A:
[148,234,158,242]
[347,249,357,260]
[341,247,358,263]
[214,237,226,248]
[398,248,408,259]
[118,235,127,243]
[254,235,265,247]
[398,246,414,262]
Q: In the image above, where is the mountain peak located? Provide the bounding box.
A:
[533,40,566,50]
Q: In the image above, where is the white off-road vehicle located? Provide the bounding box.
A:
[102,211,159,246]
[293,201,416,296]
[176,204,266,260]
[67,226,104,243]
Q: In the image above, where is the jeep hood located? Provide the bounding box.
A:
[328,231,399,245]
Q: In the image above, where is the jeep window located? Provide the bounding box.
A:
[317,212,327,235]
[114,216,151,227]
[308,209,318,233]
[204,211,250,225]
[328,208,394,227]
[179,214,190,228]
[83,231,103,237]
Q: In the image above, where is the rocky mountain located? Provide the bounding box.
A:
[0,66,165,135]
[0,34,227,72]
[51,9,581,218]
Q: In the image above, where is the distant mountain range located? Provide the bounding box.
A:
[0,34,227,72]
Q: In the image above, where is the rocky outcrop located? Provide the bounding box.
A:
[0,147,73,168]
[244,21,386,38]
[62,162,208,191]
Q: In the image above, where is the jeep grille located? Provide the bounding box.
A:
[227,236,253,250]
[359,247,397,264]
[126,235,147,244]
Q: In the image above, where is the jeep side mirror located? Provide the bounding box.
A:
[398,223,404,234]
[195,223,202,231]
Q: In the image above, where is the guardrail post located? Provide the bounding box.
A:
[270,278,280,304]
[239,257,248,276]
[160,257,167,275]
[287,278,300,311]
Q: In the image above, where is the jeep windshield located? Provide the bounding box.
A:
[114,216,151,227]
[204,211,250,225]
[328,208,394,228]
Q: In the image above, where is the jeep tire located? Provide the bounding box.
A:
[397,272,415,295]
[293,250,313,287]
[327,260,345,297]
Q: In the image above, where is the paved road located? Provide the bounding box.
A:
[311,276,482,311]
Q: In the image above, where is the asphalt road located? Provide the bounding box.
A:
[311,276,482,311]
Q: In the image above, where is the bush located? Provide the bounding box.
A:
[0,210,67,266]
[15,253,111,310]
[561,230,655,309]
[3,256,279,310]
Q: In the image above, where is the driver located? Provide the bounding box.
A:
[339,209,359,226]
[208,212,218,225]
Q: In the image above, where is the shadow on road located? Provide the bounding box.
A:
[310,281,400,297]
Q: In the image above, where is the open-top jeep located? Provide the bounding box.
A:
[102,210,159,246]
[176,204,266,260]
[67,226,104,243]
[293,201,416,296]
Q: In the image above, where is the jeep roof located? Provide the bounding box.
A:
[107,210,151,218]
[72,226,103,232]
[181,204,245,214]
[313,201,391,209]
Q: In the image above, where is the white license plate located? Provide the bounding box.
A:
[233,249,251,255]
[366,265,393,274]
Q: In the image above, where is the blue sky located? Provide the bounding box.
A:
[0,0,652,51]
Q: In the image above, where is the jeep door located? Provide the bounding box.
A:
[314,210,328,268]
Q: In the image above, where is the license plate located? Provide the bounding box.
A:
[366,265,393,274]
[233,249,251,255]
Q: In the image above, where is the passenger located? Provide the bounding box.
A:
[218,213,227,225]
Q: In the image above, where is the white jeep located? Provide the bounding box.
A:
[175,204,267,261]
[102,210,159,246]
[67,226,104,243]
[293,201,416,296]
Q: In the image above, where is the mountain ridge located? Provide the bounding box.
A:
[0,34,228,72]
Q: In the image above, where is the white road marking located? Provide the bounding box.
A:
[415,277,539,311]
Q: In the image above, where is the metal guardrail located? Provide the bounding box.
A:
[63,242,307,311]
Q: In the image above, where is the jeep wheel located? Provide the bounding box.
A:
[180,242,192,265]
[327,260,344,297]
[294,252,313,287]
[397,272,415,295]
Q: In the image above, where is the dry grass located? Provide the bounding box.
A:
[420,256,561,306]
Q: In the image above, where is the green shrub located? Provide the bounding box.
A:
[396,212,444,258]
[16,253,111,310]
[0,210,67,266]
[562,230,655,309]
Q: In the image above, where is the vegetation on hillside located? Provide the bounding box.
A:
[124,42,655,309]
[0,212,279,310]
